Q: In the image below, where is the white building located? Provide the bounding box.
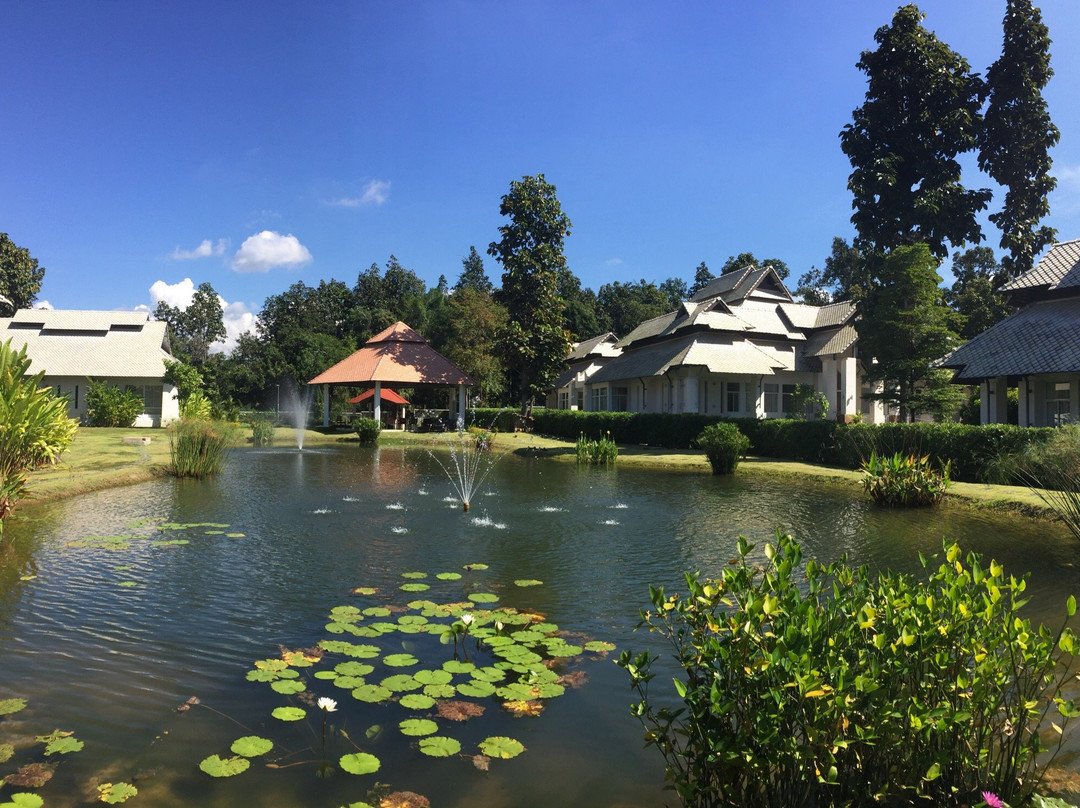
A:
[0,309,181,427]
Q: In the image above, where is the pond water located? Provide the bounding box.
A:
[1,444,1078,807]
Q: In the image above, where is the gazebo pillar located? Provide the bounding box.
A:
[457,384,467,429]
[374,381,382,425]
[322,384,330,427]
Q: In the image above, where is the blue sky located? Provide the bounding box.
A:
[3,2,1079,346]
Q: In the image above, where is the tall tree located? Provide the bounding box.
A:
[840,5,990,259]
[719,252,790,280]
[154,281,226,366]
[488,174,572,415]
[978,0,1059,278]
[855,244,963,422]
[443,286,508,405]
[946,247,1010,340]
[557,267,601,340]
[659,277,688,310]
[596,280,670,337]
[795,237,873,304]
[689,261,715,296]
[456,246,493,294]
[0,233,45,310]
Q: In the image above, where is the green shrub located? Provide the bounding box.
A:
[575,432,618,465]
[619,534,1080,808]
[250,418,275,447]
[354,417,381,445]
[0,339,79,530]
[861,451,951,507]
[694,422,750,474]
[467,425,494,452]
[180,390,212,420]
[169,419,234,478]
[85,379,142,427]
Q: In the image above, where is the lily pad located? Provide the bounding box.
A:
[457,681,496,698]
[37,730,83,755]
[352,586,377,595]
[380,675,421,692]
[418,736,461,758]
[339,752,381,775]
[399,693,436,710]
[352,684,393,703]
[271,706,306,722]
[199,754,250,777]
[397,615,428,625]
[254,658,288,671]
[383,653,418,668]
[435,572,462,580]
[478,736,525,759]
[270,679,306,695]
[399,718,438,737]
[514,579,543,587]
[97,782,138,804]
[463,563,489,571]
[401,572,427,579]
[413,668,453,685]
[422,683,457,699]
[336,661,375,677]
[0,794,44,808]
[0,698,27,716]
[467,592,499,604]
[442,660,475,674]
[334,675,368,690]
[400,583,429,593]
[231,736,273,757]
[0,744,13,763]
[471,666,507,683]
[362,606,391,617]
[585,640,617,652]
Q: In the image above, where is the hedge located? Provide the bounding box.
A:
[468,407,1055,483]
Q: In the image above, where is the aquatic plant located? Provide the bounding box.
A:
[620,534,1080,808]
[250,417,275,447]
[861,451,951,507]
[575,432,618,466]
[168,419,235,479]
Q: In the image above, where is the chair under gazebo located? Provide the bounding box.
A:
[308,322,475,428]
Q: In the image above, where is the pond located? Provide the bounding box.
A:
[0,444,1078,807]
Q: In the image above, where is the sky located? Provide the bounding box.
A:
[3,1,1080,349]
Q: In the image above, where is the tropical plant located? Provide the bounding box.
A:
[575,432,618,466]
[85,379,142,427]
[861,451,951,507]
[169,419,234,479]
[250,417,274,447]
[694,422,750,474]
[0,338,78,530]
[619,533,1080,808]
[180,390,212,420]
[467,426,494,452]
[353,417,381,446]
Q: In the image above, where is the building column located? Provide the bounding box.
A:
[374,381,382,425]
[322,384,330,427]
[988,376,1008,424]
[839,356,857,421]
[683,373,699,414]
[979,380,991,425]
[754,377,767,419]
[457,384,467,429]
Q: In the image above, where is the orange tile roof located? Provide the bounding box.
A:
[308,321,475,387]
[348,388,410,405]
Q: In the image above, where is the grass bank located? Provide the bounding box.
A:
[18,425,1057,520]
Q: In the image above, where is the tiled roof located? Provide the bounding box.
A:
[939,297,1080,381]
[814,301,856,328]
[590,335,793,383]
[1002,239,1080,293]
[689,267,754,303]
[309,321,475,386]
[805,324,858,357]
[348,388,410,405]
[0,309,172,378]
[568,332,619,360]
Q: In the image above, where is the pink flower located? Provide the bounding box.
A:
[981,791,1004,808]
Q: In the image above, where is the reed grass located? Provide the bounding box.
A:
[169,419,235,479]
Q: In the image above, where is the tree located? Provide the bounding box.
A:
[795,237,873,304]
[443,286,508,405]
[659,277,688,310]
[719,252,790,280]
[946,247,1010,340]
[840,5,990,259]
[0,233,45,310]
[689,261,715,296]
[978,0,1059,278]
[596,280,670,337]
[557,267,601,340]
[0,338,78,531]
[855,244,963,422]
[456,246,493,294]
[488,174,572,415]
[155,281,226,366]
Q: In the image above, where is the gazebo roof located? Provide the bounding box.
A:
[308,322,475,387]
[348,388,409,405]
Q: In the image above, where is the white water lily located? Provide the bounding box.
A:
[317,697,338,712]
[495,620,505,632]
[460,613,475,626]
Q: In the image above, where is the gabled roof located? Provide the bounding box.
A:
[568,332,619,361]
[590,334,794,383]
[348,388,410,405]
[689,265,793,305]
[309,321,475,387]
[939,296,1080,381]
[1002,239,1080,296]
[0,309,173,378]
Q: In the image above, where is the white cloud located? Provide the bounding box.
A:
[231,231,313,273]
[605,257,624,266]
[147,278,256,354]
[169,238,228,260]
[33,300,53,310]
[329,179,391,208]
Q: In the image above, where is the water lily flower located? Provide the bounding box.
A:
[495,620,505,632]
[317,697,338,713]
[981,791,1004,808]
[461,613,475,626]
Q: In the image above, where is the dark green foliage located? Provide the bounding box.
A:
[595,280,670,339]
[169,420,233,478]
[689,261,714,296]
[456,246,492,294]
[163,359,204,404]
[719,252,790,280]
[85,380,142,427]
[795,237,871,305]
[694,423,749,474]
[619,534,1080,808]
[353,417,381,445]
[0,233,45,310]
[946,247,1010,340]
[861,451,951,507]
[841,5,990,258]
[978,0,1059,279]
[155,281,226,366]
[575,432,618,466]
[250,418,274,447]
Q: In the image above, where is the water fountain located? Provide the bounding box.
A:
[280,385,315,450]
[427,427,506,511]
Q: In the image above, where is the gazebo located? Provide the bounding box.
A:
[308,322,475,428]
[348,387,409,428]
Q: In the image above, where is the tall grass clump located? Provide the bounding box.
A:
[1002,424,1080,541]
[861,451,950,507]
[694,422,750,474]
[575,432,618,465]
[169,419,234,478]
[250,417,274,447]
[619,533,1080,808]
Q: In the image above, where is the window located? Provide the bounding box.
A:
[125,384,163,417]
[557,391,569,410]
[781,384,797,414]
[1046,381,1071,426]
[764,383,778,412]
[576,391,584,411]
[589,386,608,412]
[611,386,629,412]
[726,381,741,413]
